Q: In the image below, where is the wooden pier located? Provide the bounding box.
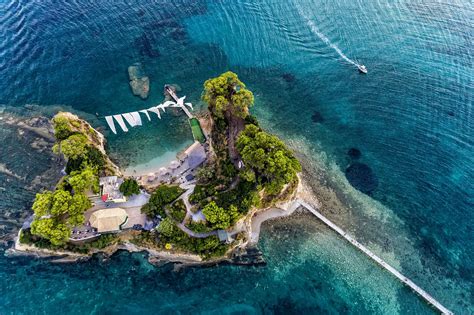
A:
[293,199,453,315]
[165,85,194,119]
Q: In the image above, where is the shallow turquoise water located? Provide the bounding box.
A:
[0,0,472,313]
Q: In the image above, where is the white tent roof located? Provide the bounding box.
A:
[90,208,128,233]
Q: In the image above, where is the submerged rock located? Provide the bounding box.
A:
[128,63,150,99]
[281,73,296,83]
[230,246,266,266]
[345,162,378,194]
[347,148,362,159]
[311,111,324,123]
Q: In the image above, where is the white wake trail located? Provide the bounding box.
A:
[295,4,359,67]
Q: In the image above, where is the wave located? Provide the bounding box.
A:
[294,2,359,67]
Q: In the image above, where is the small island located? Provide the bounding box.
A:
[13,72,303,264]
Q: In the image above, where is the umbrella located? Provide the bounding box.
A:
[158,167,168,175]
[169,160,180,169]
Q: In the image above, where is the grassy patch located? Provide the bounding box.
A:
[189,118,206,143]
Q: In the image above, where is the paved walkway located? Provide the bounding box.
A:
[168,181,217,238]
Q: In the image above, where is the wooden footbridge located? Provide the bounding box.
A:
[292,199,453,315]
[165,85,194,119]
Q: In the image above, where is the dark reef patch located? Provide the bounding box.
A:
[345,162,378,194]
[347,148,361,159]
[281,73,296,83]
[311,111,324,123]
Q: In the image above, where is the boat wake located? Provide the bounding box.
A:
[295,4,360,68]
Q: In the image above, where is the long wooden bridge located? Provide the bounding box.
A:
[292,199,453,315]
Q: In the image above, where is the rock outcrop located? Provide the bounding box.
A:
[128,63,150,99]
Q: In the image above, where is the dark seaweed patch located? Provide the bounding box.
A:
[311,111,324,123]
[345,162,378,194]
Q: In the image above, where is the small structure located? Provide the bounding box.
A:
[89,208,128,233]
[100,176,126,203]
[217,230,233,244]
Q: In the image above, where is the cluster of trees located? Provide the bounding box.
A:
[202,71,254,119]
[119,178,140,197]
[157,217,228,259]
[28,115,105,246]
[141,185,184,217]
[201,201,239,230]
[237,124,301,195]
[52,116,105,174]
[67,164,99,194]
[20,229,118,254]
[30,189,91,245]
[168,199,187,222]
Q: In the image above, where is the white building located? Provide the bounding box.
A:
[99,176,127,203]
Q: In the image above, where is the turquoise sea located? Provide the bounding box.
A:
[0,0,472,314]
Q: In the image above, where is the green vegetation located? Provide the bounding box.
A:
[67,164,99,194]
[29,114,107,246]
[20,229,118,254]
[202,201,239,230]
[189,118,206,143]
[236,124,301,195]
[202,71,254,119]
[156,218,228,259]
[168,199,187,222]
[189,71,298,236]
[119,178,140,197]
[55,134,89,160]
[185,221,213,233]
[52,116,74,140]
[141,185,184,217]
[30,189,91,245]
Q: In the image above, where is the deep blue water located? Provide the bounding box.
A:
[0,0,473,314]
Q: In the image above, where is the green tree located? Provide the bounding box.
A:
[30,188,91,245]
[229,204,240,222]
[67,193,91,226]
[59,134,89,160]
[30,218,71,246]
[32,191,53,218]
[236,124,301,195]
[141,185,184,217]
[68,165,99,193]
[157,217,178,238]
[119,178,140,197]
[202,71,254,119]
[50,189,73,216]
[52,116,73,140]
[202,201,230,230]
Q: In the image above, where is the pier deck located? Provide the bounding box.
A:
[165,86,194,118]
[294,199,453,315]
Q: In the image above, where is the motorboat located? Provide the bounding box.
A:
[358,64,367,74]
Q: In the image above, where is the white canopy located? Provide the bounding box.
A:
[105,116,117,134]
[113,115,128,132]
[140,110,151,121]
[104,95,195,133]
